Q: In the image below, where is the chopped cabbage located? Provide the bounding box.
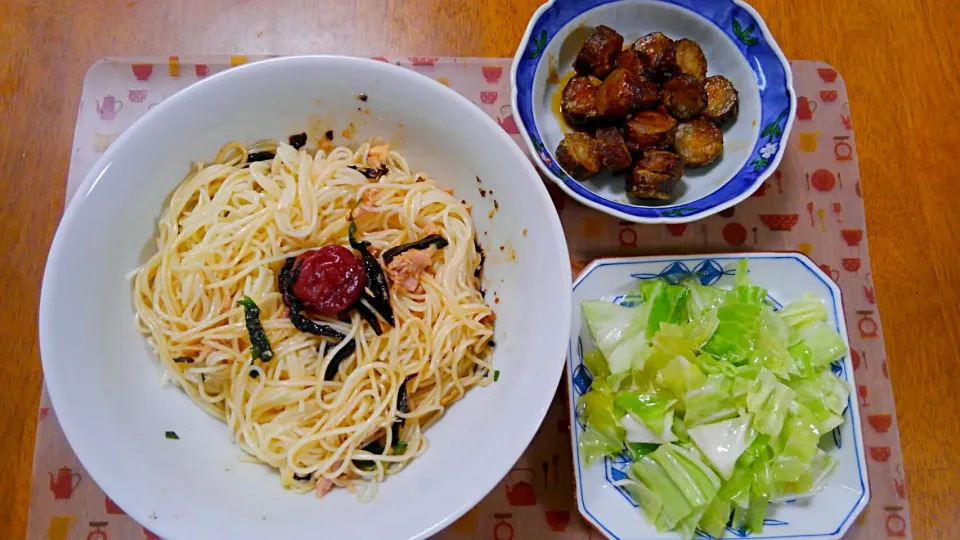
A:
[577,261,850,538]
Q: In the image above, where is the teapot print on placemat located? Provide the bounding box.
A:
[504,468,536,506]
[797,96,817,120]
[96,95,123,122]
[49,466,81,499]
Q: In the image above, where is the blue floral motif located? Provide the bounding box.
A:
[572,337,593,396]
[748,108,789,172]
[604,454,639,509]
[630,259,735,286]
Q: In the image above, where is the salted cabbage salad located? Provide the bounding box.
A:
[577,261,850,539]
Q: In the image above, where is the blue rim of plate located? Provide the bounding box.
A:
[512,0,796,221]
[566,254,869,539]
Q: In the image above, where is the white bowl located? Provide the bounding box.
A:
[566,253,868,539]
[511,0,796,223]
[40,56,572,540]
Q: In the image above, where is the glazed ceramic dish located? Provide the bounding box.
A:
[39,56,572,540]
[511,0,796,223]
[566,253,868,539]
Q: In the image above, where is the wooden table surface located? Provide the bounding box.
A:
[2,0,958,537]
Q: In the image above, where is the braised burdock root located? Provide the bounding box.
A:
[624,110,677,151]
[632,31,677,81]
[554,26,738,202]
[561,75,601,128]
[596,68,659,118]
[661,74,707,120]
[595,127,633,172]
[674,39,707,80]
[674,118,724,167]
[556,132,603,179]
[703,75,739,125]
[574,25,624,78]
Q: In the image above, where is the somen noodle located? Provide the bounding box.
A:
[131,136,495,496]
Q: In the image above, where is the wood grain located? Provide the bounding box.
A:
[1,0,957,537]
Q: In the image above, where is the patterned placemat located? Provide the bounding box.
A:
[30,57,910,540]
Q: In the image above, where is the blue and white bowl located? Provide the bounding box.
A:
[567,253,869,540]
[511,0,796,224]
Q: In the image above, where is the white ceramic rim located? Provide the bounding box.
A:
[510,0,797,224]
[39,54,573,540]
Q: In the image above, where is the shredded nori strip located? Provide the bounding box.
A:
[354,298,383,336]
[288,132,307,150]
[382,235,449,265]
[173,356,194,364]
[293,472,313,481]
[278,258,301,310]
[165,431,179,440]
[290,311,347,339]
[278,257,347,339]
[354,439,385,470]
[348,217,394,326]
[323,340,356,381]
[391,375,415,444]
[246,151,275,163]
[249,369,259,379]
[353,375,413,468]
[237,296,274,361]
[474,239,486,278]
[324,129,334,140]
[347,164,389,179]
